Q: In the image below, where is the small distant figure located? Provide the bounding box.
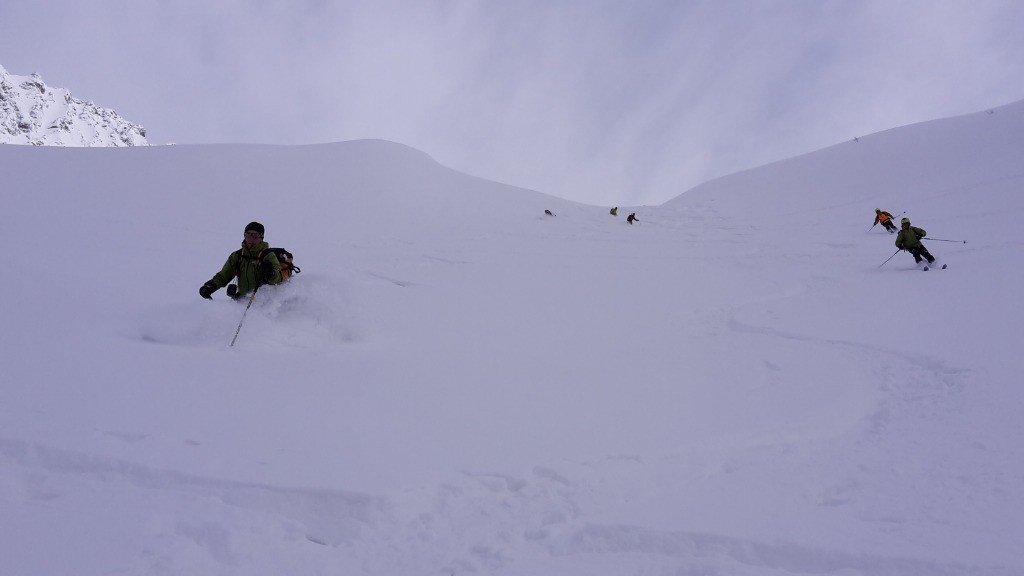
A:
[610,207,618,216]
[873,208,898,234]
[895,217,936,265]
[627,213,638,225]
[544,209,554,216]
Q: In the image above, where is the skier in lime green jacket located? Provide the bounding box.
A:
[894,217,936,265]
[199,221,281,300]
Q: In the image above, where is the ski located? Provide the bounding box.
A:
[922,263,947,271]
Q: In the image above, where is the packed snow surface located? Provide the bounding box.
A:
[2,102,1023,575]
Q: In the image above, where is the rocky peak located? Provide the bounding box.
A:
[0,64,148,147]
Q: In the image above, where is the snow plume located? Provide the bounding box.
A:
[0,64,147,147]
[2,101,1023,575]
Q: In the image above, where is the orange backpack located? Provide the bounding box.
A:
[259,247,301,281]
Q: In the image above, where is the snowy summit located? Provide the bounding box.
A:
[0,64,147,147]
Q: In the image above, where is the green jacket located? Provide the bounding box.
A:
[895,226,927,250]
[208,241,282,295]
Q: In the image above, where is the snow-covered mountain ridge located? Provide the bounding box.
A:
[0,64,147,147]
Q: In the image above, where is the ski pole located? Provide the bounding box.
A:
[230,286,260,347]
[879,249,901,268]
[926,238,967,243]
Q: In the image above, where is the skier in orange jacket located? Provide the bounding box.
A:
[873,208,897,233]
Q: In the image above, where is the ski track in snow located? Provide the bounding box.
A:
[1,436,1013,575]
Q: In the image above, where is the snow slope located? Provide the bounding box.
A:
[1,101,1023,575]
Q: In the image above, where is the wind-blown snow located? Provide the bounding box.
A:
[1,103,1022,575]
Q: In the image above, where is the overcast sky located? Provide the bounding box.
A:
[3,1,1023,205]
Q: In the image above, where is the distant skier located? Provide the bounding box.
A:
[873,208,898,233]
[610,207,618,216]
[627,213,638,225]
[199,221,282,300]
[894,217,936,266]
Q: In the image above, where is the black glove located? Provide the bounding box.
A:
[226,284,240,299]
[259,260,276,285]
[199,281,218,300]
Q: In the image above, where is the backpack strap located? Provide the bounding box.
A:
[259,247,301,275]
[235,247,269,279]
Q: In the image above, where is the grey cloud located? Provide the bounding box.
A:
[2,0,1023,204]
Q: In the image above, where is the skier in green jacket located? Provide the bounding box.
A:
[200,221,282,300]
[894,217,936,265]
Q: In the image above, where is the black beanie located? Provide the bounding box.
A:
[245,221,265,236]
